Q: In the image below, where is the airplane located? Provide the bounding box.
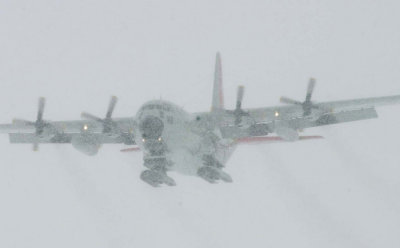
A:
[1,53,400,187]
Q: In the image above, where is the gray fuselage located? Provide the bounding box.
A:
[133,100,235,176]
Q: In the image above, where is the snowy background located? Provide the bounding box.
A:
[1,1,400,247]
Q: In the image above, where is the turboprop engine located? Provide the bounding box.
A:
[71,134,101,156]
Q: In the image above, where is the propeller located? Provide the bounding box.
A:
[232,85,249,125]
[81,96,119,134]
[280,78,323,116]
[13,97,49,151]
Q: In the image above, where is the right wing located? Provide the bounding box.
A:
[0,118,136,145]
[0,118,135,144]
[0,97,137,153]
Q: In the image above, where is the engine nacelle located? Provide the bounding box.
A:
[71,134,101,156]
[247,123,269,136]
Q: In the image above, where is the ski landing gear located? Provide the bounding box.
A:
[140,156,176,187]
[197,155,232,183]
[140,169,176,187]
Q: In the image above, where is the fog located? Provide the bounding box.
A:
[1,1,400,247]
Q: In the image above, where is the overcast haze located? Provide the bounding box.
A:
[1,1,400,247]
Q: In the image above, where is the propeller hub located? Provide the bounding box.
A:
[81,96,120,134]
[280,78,320,116]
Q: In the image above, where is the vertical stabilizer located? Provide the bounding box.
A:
[211,52,224,112]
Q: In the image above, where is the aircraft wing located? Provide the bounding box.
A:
[317,95,400,110]
[0,97,136,152]
[218,94,400,141]
[0,118,136,144]
[247,94,400,123]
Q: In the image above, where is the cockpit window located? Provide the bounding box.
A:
[142,104,172,112]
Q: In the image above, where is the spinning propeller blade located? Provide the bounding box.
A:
[236,86,244,110]
[106,96,117,119]
[280,97,302,105]
[305,78,315,103]
[81,112,104,123]
[14,97,50,151]
[81,96,119,133]
[280,78,324,116]
[232,85,249,125]
[37,97,45,122]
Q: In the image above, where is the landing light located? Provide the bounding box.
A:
[142,138,146,143]
[83,124,88,130]
[158,137,162,142]
[275,111,280,117]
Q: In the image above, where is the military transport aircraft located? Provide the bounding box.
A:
[1,53,400,187]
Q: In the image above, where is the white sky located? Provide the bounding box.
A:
[0,1,400,247]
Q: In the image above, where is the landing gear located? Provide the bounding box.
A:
[141,156,175,187]
[197,166,232,183]
[140,169,176,187]
[198,155,233,183]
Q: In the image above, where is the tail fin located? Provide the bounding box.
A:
[211,52,224,112]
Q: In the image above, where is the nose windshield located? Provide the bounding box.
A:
[139,116,164,139]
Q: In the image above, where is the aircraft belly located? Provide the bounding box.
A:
[137,109,236,176]
[164,132,235,175]
[163,123,204,175]
[167,149,203,175]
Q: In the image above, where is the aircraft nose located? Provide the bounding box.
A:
[139,116,164,139]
